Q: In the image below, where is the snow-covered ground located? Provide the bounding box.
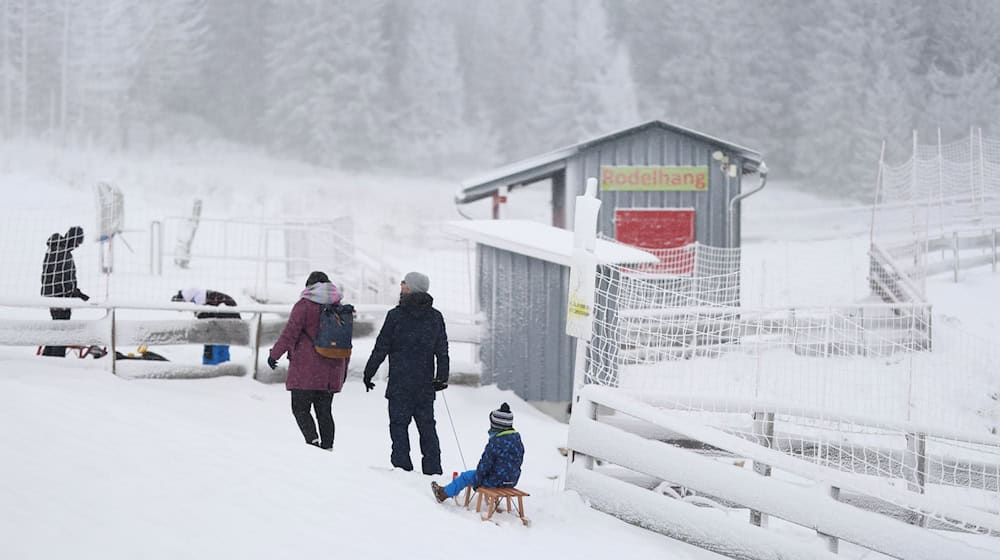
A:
[1,365,725,560]
[2,142,999,559]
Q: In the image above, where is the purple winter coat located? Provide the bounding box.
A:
[269,283,349,392]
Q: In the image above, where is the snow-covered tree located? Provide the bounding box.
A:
[199,0,267,142]
[453,0,537,161]
[568,0,640,140]
[391,0,480,172]
[264,0,391,167]
[923,60,1000,140]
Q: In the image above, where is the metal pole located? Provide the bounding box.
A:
[993,229,997,273]
[970,126,976,217]
[728,161,768,249]
[440,391,467,471]
[109,308,117,376]
[870,140,886,247]
[157,221,163,276]
[936,128,944,241]
[953,231,959,283]
[904,432,928,527]
[251,312,262,380]
[911,130,919,239]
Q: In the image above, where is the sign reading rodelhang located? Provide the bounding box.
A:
[600,165,708,191]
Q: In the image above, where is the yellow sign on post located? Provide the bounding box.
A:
[566,247,597,340]
[566,178,602,341]
[600,165,709,191]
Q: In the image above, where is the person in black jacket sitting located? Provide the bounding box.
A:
[40,226,89,357]
[363,271,449,475]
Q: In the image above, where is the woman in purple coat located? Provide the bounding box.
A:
[268,271,349,450]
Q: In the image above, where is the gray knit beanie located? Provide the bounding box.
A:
[489,402,513,431]
[403,271,430,294]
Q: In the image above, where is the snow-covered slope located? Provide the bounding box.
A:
[3,143,1000,559]
[0,363,722,560]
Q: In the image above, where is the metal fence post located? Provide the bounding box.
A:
[992,229,997,273]
[904,432,928,527]
[953,231,959,282]
[251,312,262,380]
[110,307,117,376]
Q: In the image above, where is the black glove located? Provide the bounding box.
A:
[433,379,448,392]
[73,289,90,302]
[364,378,376,392]
[267,356,278,370]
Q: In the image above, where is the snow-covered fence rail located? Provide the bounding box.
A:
[915,228,1000,282]
[869,228,1000,304]
[869,242,926,303]
[566,385,1000,559]
[0,297,391,380]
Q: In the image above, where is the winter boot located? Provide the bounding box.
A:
[430,482,448,503]
[307,438,321,448]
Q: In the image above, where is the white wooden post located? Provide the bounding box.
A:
[750,411,775,527]
[566,177,602,476]
[817,485,841,552]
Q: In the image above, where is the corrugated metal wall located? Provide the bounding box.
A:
[563,126,750,248]
[478,245,575,402]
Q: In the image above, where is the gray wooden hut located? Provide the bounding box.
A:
[455,120,764,250]
[450,122,764,409]
[443,219,656,407]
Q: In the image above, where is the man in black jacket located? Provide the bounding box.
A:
[363,271,449,475]
[40,226,89,357]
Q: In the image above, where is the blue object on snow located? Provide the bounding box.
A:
[203,345,230,365]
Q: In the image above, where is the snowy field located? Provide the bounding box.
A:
[2,143,1000,558]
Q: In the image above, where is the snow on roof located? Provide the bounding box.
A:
[443,220,658,266]
[456,120,764,204]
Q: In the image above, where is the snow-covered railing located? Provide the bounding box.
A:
[918,229,1000,281]
[566,385,1000,560]
[0,296,391,380]
[869,242,927,303]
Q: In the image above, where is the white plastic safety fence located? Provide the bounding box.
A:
[576,258,1000,538]
[872,129,1000,296]
[151,216,398,306]
[0,185,400,308]
[568,385,999,559]
[600,237,873,308]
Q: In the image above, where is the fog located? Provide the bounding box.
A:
[1,0,998,196]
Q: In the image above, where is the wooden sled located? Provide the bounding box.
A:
[459,486,531,526]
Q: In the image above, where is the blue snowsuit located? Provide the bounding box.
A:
[444,429,524,498]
